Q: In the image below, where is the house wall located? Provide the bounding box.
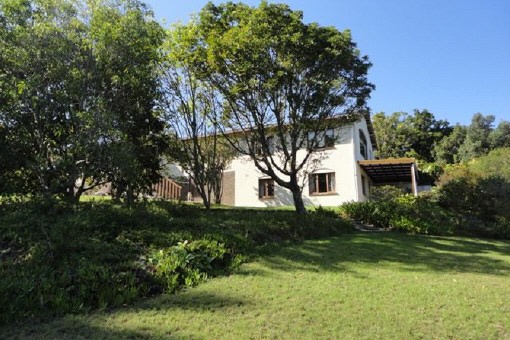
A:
[226,118,375,207]
[352,118,375,202]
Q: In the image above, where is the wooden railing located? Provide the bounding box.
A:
[152,177,182,200]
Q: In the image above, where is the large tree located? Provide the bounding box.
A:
[372,112,413,159]
[162,21,233,209]
[189,2,373,214]
[373,109,451,162]
[407,109,451,162]
[433,124,467,165]
[0,0,167,203]
[456,113,495,163]
[489,120,510,149]
[0,0,100,200]
[89,0,167,204]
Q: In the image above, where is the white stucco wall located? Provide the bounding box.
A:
[225,118,376,208]
[352,118,375,202]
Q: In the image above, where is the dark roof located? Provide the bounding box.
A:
[358,158,417,183]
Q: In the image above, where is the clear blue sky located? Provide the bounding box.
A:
[144,0,510,126]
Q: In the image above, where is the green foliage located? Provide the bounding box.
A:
[3,234,510,339]
[149,240,232,291]
[373,110,508,167]
[431,149,510,238]
[0,0,167,203]
[162,22,235,208]
[489,121,510,148]
[438,148,510,221]
[468,147,510,180]
[456,113,495,162]
[373,110,451,162]
[188,1,373,214]
[437,175,497,221]
[434,114,510,165]
[341,194,458,236]
[0,199,352,324]
[342,173,510,239]
[368,185,406,201]
[433,124,467,165]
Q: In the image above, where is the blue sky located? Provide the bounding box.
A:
[144,0,510,125]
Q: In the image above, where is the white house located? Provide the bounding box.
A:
[217,113,419,208]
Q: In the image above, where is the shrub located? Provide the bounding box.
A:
[148,240,234,291]
[369,185,406,201]
[340,200,397,229]
[340,194,457,235]
[438,148,510,220]
[493,217,510,239]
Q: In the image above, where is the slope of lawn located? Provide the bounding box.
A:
[2,233,509,339]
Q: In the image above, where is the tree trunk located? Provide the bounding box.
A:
[199,190,211,210]
[290,185,307,215]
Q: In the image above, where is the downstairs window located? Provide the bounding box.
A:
[309,172,336,195]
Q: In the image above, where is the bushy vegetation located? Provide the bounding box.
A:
[0,198,352,324]
[341,150,510,239]
[341,192,457,235]
[341,193,509,238]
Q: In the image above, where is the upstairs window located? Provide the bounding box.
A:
[259,178,275,198]
[307,129,335,150]
[267,136,275,155]
[309,172,335,195]
[255,136,276,156]
[359,130,368,159]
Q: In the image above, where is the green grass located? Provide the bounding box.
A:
[2,233,509,339]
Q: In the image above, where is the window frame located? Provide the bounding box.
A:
[307,128,335,150]
[309,172,336,195]
[359,129,368,159]
[258,178,275,199]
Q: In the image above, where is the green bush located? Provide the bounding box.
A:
[438,148,510,221]
[340,200,397,229]
[148,239,233,291]
[368,185,406,201]
[340,194,457,235]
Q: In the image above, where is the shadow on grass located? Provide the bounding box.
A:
[0,291,247,339]
[259,233,510,276]
[136,290,249,312]
[17,319,157,340]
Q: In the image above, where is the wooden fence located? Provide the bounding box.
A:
[152,177,182,200]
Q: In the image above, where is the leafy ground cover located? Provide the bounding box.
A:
[0,198,350,324]
[2,233,509,339]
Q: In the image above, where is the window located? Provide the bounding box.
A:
[361,174,367,196]
[307,129,335,149]
[267,136,275,155]
[259,178,275,198]
[255,137,276,155]
[309,172,335,194]
[359,130,368,159]
[254,140,263,156]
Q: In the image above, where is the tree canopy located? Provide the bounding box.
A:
[0,0,167,203]
[374,110,509,169]
[180,1,374,214]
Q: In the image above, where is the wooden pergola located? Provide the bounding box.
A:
[358,158,419,195]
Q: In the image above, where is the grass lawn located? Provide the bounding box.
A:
[2,233,509,339]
